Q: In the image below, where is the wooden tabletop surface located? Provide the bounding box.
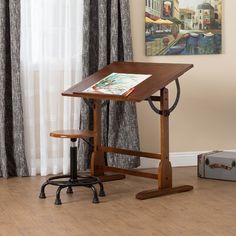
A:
[62,62,193,102]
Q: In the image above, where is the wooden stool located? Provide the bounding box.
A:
[39,130,105,205]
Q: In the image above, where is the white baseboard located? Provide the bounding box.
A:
[139,151,199,169]
[32,150,236,175]
[170,152,199,167]
[139,150,236,169]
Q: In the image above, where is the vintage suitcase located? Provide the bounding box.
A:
[198,151,236,181]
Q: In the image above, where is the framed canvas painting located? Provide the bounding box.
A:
[145,0,222,55]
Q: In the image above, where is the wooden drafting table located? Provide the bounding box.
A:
[62,62,194,200]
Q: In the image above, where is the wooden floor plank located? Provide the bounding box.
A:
[1,167,236,236]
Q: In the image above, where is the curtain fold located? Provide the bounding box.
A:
[0,0,28,177]
[78,0,140,170]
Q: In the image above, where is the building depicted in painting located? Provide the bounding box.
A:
[162,0,180,20]
[180,8,195,30]
[172,0,180,20]
[217,0,222,28]
[202,0,222,28]
[145,0,162,19]
[195,3,215,30]
[162,0,181,35]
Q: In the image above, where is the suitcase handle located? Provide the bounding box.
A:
[206,159,236,170]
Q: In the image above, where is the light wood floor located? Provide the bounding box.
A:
[1,167,236,236]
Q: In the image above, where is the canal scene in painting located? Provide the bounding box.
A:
[145,0,222,55]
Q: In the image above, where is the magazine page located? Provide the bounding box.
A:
[83,73,152,96]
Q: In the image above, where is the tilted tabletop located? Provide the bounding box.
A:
[62,62,193,102]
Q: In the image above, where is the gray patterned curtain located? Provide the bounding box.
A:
[78,0,140,170]
[0,0,28,177]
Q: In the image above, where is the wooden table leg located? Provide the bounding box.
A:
[90,99,125,182]
[136,88,193,200]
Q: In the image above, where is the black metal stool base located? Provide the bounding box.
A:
[39,174,105,205]
[39,138,105,205]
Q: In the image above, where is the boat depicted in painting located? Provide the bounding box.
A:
[167,38,186,55]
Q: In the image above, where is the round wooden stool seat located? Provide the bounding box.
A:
[50,130,94,139]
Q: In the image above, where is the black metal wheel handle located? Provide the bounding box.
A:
[148,79,180,117]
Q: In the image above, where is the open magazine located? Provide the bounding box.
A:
[83,73,151,96]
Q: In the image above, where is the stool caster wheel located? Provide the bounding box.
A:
[98,182,105,197]
[39,192,46,199]
[93,196,99,204]
[66,186,73,194]
[54,186,64,205]
[55,198,62,205]
[99,188,106,197]
[91,186,99,204]
[39,182,49,199]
